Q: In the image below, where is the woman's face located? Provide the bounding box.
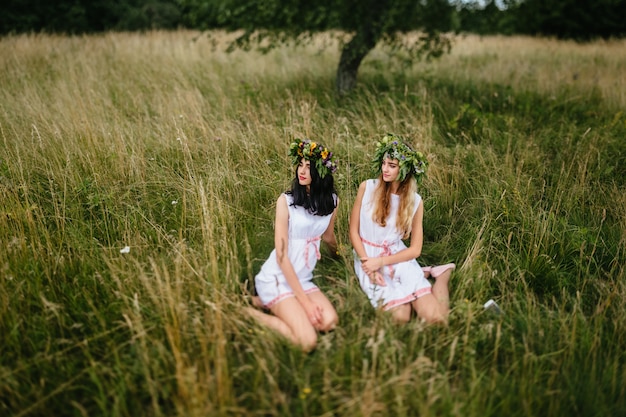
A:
[381,158,400,182]
[297,159,312,187]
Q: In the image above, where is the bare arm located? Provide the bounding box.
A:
[350,181,385,285]
[274,195,307,300]
[321,198,339,256]
[349,181,368,259]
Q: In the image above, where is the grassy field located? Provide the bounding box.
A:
[1,30,625,416]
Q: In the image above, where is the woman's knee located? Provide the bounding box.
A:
[319,309,339,332]
[417,306,448,324]
[389,305,411,324]
[413,296,448,324]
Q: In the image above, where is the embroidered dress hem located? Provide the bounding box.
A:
[264,287,320,309]
[383,286,432,311]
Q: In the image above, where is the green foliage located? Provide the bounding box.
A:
[514,0,626,40]
[0,0,182,34]
[454,0,626,41]
[180,0,453,33]
[371,133,429,184]
[3,0,626,43]
[288,138,338,179]
[183,0,455,52]
[453,0,509,35]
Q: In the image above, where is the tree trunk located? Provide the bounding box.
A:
[336,28,380,95]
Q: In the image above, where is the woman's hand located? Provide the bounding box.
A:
[361,257,386,286]
[369,270,386,286]
[361,257,383,276]
[302,299,324,326]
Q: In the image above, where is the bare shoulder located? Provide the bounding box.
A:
[275,194,289,213]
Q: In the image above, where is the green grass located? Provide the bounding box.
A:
[1,30,625,416]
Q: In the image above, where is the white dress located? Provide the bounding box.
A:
[354,179,432,310]
[255,193,336,308]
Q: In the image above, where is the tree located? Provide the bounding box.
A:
[451,0,626,41]
[505,0,626,41]
[179,0,455,94]
[454,0,516,35]
[0,0,182,34]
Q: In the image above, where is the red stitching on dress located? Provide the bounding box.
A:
[382,287,432,311]
[264,287,320,309]
[383,294,417,310]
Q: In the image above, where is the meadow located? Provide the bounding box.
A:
[1,30,625,416]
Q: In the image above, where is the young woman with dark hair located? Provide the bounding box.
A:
[247,139,339,352]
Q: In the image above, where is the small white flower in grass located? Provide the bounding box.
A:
[176,137,181,142]
[171,200,178,205]
[120,246,130,254]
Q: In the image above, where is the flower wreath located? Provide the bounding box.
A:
[371,133,428,184]
[289,138,337,179]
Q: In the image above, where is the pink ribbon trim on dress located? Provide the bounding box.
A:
[361,238,396,279]
[304,236,321,269]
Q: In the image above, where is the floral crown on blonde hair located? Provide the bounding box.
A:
[289,138,337,179]
[372,133,428,184]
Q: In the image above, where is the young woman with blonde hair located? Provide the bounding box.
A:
[350,134,455,324]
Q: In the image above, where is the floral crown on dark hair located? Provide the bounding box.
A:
[289,138,337,179]
[372,133,428,184]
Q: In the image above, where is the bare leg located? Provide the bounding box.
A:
[245,296,318,352]
[272,297,318,351]
[411,294,447,324]
[431,269,452,315]
[244,306,296,341]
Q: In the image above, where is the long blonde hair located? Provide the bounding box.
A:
[372,175,417,239]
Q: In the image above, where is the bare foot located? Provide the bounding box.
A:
[430,263,456,278]
[251,296,265,309]
[244,306,265,319]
